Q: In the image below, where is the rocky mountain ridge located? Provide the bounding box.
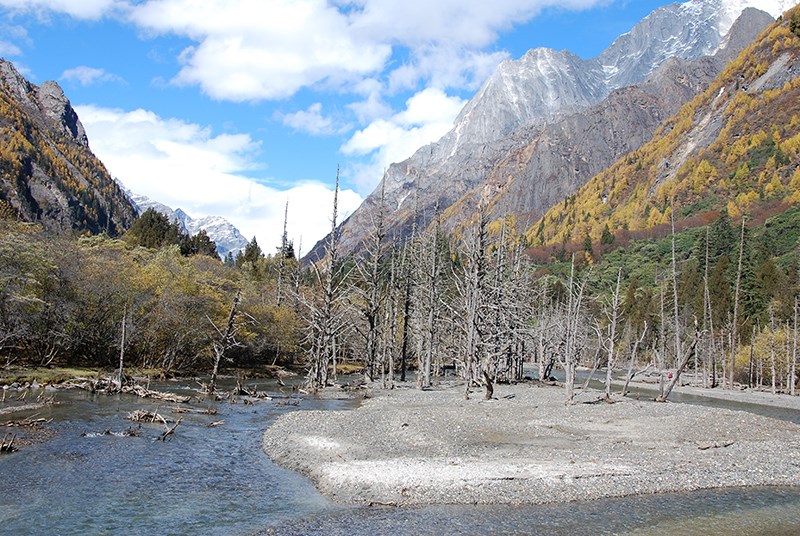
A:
[0,58,136,235]
[531,6,800,247]
[309,0,783,260]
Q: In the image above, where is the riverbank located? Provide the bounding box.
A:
[262,381,800,506]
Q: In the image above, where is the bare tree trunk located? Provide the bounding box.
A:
[731,218,746,389]
[671,211,681,366]
[749,324,756,388]
[770,308,777,395]
[622,322,648,396]
[604,268,623,399]
[276,201,289,307]
[209,290,242,392]
[657,329,700,402]
[564,254,588,403]
[117,305,127,388]
[307,169,342,390]
[793,298,798,396]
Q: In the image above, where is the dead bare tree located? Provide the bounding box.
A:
[621,321,649,396]
[596,268,623,399]
[730,217,746,389]
[276,201,289,307]
[455,208,489,399]
[563,254,590,403]
[657,324,701,402]
[207,290,242,392]
[414,208,445,389]
[793,298,798,396]
[353,180,387,382]
[305,169,345,390]
[116,304,128,388]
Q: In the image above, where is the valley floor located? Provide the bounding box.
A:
[262,380,800,506]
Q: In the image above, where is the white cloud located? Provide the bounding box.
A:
[278,102,344,136]
[5,0,612,107]
[76,104,363,250]
[0,0,123,20]
[341,87,466,192]
[61,66,124,86]
[0,40,21,56]
[124,0,607,101]
[128,0,391,101]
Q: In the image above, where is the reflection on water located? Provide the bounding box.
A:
[1,377,799,536]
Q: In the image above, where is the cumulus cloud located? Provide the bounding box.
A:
[278,103,344,136]
[0,40,21,56]
[122,0,607,101]
[128,0,391,101]
[76,104,363,250]
[61,66,124,86]
[341,87,466,192]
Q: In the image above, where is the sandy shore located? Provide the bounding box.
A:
[262,381,800,506]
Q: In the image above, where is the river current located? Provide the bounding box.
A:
[1,377,799,535]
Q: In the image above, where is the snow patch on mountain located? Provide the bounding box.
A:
[126,191,248,259]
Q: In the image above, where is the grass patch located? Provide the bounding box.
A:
[0,366,101,385]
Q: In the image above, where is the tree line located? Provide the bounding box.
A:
[2,192,799,399]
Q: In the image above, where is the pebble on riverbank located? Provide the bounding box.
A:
[262,381,800,506]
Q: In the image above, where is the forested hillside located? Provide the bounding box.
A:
[530,8,800,249]
[0,60,135,235]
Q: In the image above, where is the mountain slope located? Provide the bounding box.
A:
[0,59,136,235]
[529,7,800,248]
[309,0,783,260]
[441,7,775,236]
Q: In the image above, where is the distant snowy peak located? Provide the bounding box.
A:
[447,0,777,155]
[125,191,248,259]
[598,0,779,89]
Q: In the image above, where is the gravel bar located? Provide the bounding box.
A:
[262,381,800,506]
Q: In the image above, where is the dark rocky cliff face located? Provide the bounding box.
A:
[0,59,136,235]
[307,2,775,260]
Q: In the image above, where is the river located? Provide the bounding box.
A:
[1,377,799,535]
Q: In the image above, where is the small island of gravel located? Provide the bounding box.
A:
[262,382,800,506]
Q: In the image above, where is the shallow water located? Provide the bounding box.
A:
[1,377,799,535]
[260,486,800,536]
[0,379,353,535]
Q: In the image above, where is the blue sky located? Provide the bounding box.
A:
[0,0,687,250]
